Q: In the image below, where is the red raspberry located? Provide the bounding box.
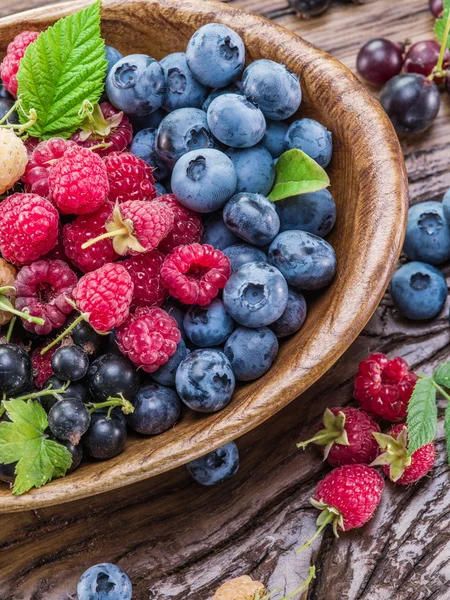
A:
[161,243,231,306]
[73,263,133,331]
[122,251,168,309]
[155,194,204,254]
[31,343,58,388]
[63,201,119,273]
[15,259,77,335]
[116,306,181,372]
[23,138,76,197]
[71,102,133,157]
[42,228,68,262]
[82,200,173,256]
[104,151,156,204]
[0,193,59,266]
[373,424,435,484]
[354,353,418,422]
[0,31,39,97]
[298,407,380,468]
[48,145,109,215]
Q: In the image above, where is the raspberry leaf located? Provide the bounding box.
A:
[433,362,450,388]
[435,0,450,47]
[0,399,72,495]
[16,0,107,139]
[406,376,438,457]
[268,149,330,202]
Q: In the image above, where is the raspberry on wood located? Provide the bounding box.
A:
[122,251,168,309]
[154,194,203,254]
[23,137,76,197]
[0,31,39,97]
[104,151,157,204]
[160,243,231,306]
[0,193,59,266]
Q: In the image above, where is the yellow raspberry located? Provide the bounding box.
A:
[0,258,17,326]
[0,129,28,194]
[213,576,266,600]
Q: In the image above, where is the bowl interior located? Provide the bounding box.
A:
[0,0,408,511]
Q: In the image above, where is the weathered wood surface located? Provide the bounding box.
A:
[0,0,449,599]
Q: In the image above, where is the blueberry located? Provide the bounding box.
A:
[207,94,266,148]
[128,383,181,435]
[176,349,235,413]
[105,46,123,77]
[186,23,245,88]
[160,52,208,111]
[443,188,450,223]
[269,230,336,290]
[269,289,307,337]
[224,146,275,196]
[202,81,243,112]
[184,299,234,347]
[162,300,187,341]
[84,414,127,460]
[224,326,278,381]
[276,189,336,237]
[130,108,166,133]
[223,262,288,327]
[186,441,239,486]
[152,339,190,386]
[0,79,12,99]
[223,243,267,271]
[0,97,18,124]
[404,201,450,265]
[202,212,239,249]
[106,54,166,117]
[0,344,32,396]
[390,261,447,320]
[223,193,280,246]
[242,59,301,121]
[261,120,289,158]
[156,108,214,169]
[77,563,132,600]
[130,127,170,181]
[51,346,89,382]
[171,148,237,213]
[87,353,140,402]
[285,118,333,168]
[154,182,167,196]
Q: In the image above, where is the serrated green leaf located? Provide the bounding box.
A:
[17,0,107,139]
[0,399,72,495]
[433,362,450,388]
[268,149,330,202]
[406,377,438,457]
[445,403,450,464]
[435,0,450,47]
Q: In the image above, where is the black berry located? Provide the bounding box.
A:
[0,344,32,396]
[357,39,404,86]
[87,353,140,402]
[48,397,91,445]
[51,345,90,381]
[84,414,127,460]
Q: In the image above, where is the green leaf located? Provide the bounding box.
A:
[16,0,107,139]
[435,0,450,47]
[0,399,72,495]
[433,362,450,388]
[268,149,330,202]
[406,376,438,457]
[445,402,450,464]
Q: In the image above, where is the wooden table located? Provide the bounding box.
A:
[1,0,450,598]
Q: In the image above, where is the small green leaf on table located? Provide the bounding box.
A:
[406,376,438,457]
[268,149,330,202]
[433,362,450,388]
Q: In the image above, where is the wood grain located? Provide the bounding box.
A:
[0,0,448,599]
[0,0,407,512]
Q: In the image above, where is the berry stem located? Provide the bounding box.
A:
[81,227,128,250]
[5,317,16,343]
[296,512,335,554]
[0,293,45,326]
[12,383,69,403]
[276,567,316,600]
[430,11,450,79]
[87,393,135,416]
[0,100,20,126]
[40,314,85,355]
[297,431,341,448]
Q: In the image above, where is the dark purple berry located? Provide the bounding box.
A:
[404,40,449,83]
[84,414,127,460]
[51,346,89,382]
[288,0,332,17]
[357,39,404,86]
[429,0,443,17]
[48,398,91,445]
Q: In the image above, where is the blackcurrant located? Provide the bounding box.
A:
[83,414,127,460]
[357,39,404,86]
[51,345,89,382]
[87,353,140,402]
[48,398,91,445]
[380,73,440,136]
[404,40,449,82]
[0,344,32,396]
[429,0,443,17]
[70,319,105,356]
[288,0,331,17]
[50,436,83,473]
[40,376,88,413]
[0,462,15,483]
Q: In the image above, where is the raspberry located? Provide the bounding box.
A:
[42,228,68,262]
[0,129,28,194]
[354,353,418,422]
[63,201,119,273]
[0,258,16,327]
[0,193,59,266]
[14,259,77,335]
[73,263,133,331]
[104,151,156,204]
[298,407,380,468]
[373,424,435,484]
[155,194,204,254]
[71,102,133,157]
[83,200,174,256]
[0,31,39,97]
[116,306,181,372]
[48,145,109,214]
[213,576,266,600]
[122,251,168,309]
[161,243,231,306]
[31,343,57,388]
[23,137,76,197]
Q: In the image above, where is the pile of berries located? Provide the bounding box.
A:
[0,20,337,488]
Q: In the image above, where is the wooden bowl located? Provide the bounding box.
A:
[0,0,408,512]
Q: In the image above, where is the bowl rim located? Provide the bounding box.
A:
[0,0,408,512]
